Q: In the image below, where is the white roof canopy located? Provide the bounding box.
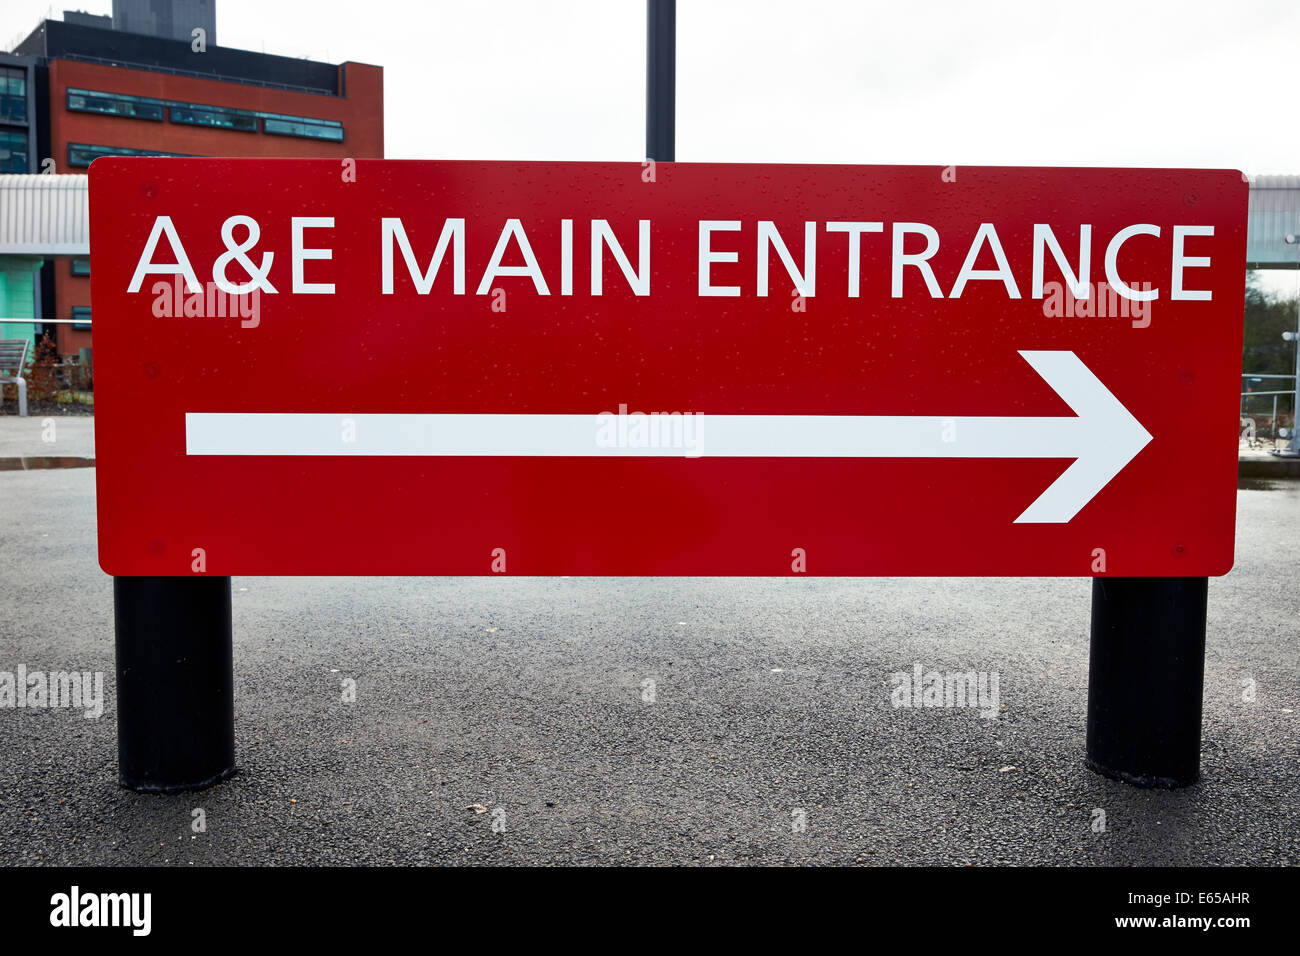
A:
[0,174,90,257]
[1246,175,1300,269]
[0,169,1296,268]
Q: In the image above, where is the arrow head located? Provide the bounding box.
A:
[1013,350,1153,524]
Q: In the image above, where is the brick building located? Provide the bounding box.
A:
[11,6,383,356]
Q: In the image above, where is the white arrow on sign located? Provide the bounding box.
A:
[186,350,1151,524]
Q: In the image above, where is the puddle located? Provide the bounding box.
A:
[0,457,96,471]
[1238,476,1299,491]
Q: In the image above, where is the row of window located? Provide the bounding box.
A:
[66,88,345,142]
[0,67,26,124]
[66,142,193,167]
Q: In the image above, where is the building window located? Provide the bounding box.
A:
[169,104,259,132]
[0,128,28,173]
[0,67,25,123]
[66,143,192,167]
[262,116,344,141]
[70,307,92,331]
[70,259,91,277]
[66,87,346,143]
[67,88,165,121]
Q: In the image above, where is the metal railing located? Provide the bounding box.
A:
[1241,373,1296,445]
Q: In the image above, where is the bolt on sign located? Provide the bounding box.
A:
[90,160,1246,576]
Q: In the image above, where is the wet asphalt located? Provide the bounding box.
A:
[0,418,1296,865]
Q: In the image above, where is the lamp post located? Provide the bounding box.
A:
[1275,235,1300,457]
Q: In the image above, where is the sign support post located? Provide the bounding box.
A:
[647,0,675,163]
[114,576,236,792]
[1085,577,1208,788]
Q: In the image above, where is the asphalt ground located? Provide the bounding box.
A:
[0,417,1296,865]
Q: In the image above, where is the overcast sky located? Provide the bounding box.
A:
[4,0,1299,172]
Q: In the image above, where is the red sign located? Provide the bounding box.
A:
[90,160,1246,576]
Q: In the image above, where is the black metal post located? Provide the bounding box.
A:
[115,576,236,792]
[647,0,675,162]
[1086,577,1208,788]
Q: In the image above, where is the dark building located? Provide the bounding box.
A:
[112,0,217,45]
[62,11,113,30]
[11,3,384,356]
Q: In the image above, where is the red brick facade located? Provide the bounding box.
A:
[48,57,383,354]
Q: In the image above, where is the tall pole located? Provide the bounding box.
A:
[1287,298,1300,454]
[647,0,675,162]
[1281,236,1300,455]
[115,576,236,792]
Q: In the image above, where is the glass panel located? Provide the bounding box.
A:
[0,68,25,123]
[66,89,164,121]
[0,129,28,173]
[169,105,258,131]
[262,116,344,141]
[0,96,25,123]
